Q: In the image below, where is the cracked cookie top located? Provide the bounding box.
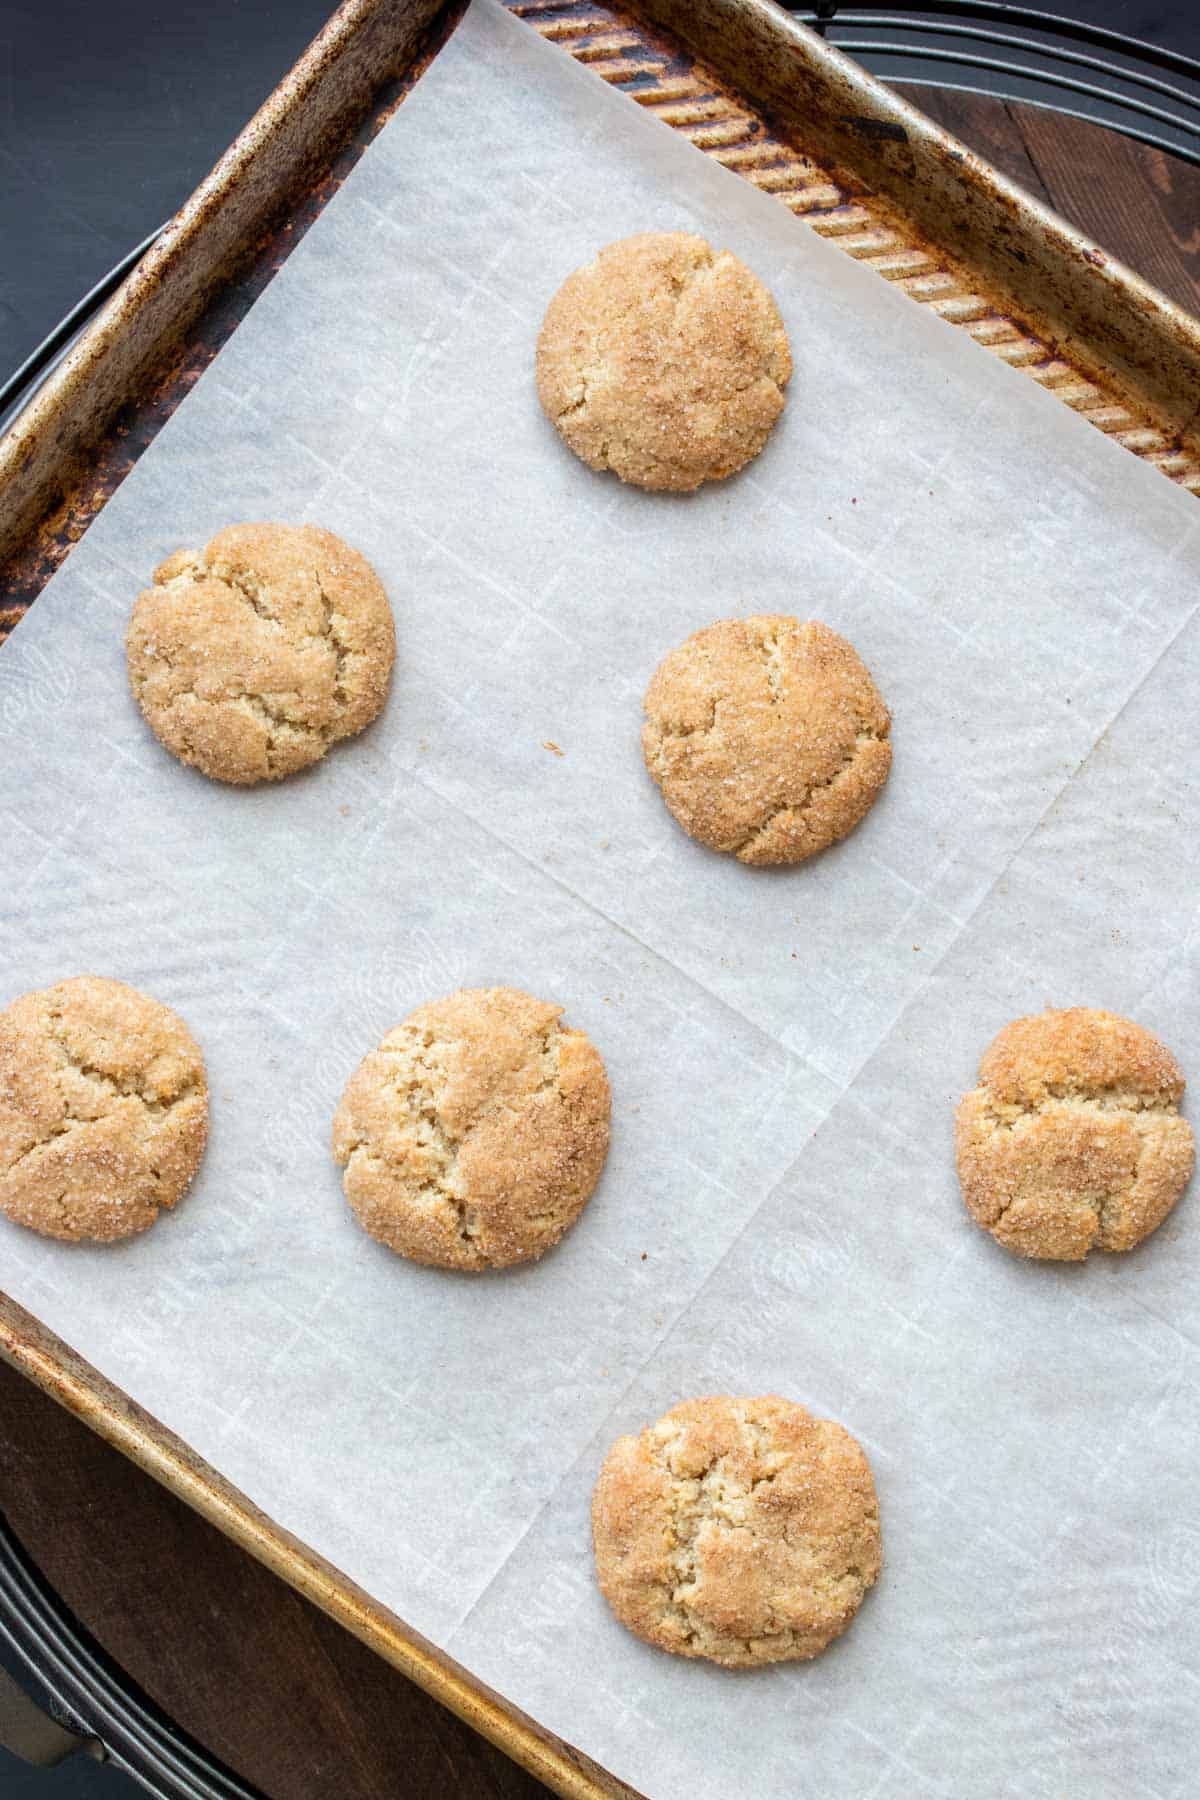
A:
[592,1395,882,1668]
[642,614,891,865]
[0,977,208,1243]
[535,231,791,492]
[956,1007,1194,1261]
[331,986,611,1271]
[125,522,396,785]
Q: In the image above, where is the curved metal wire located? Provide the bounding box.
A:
[0,224,165,431]
[782,2,1200,167]
[793,0,1200,77]
[838,14,1200,112]
[841,42,1200,164]
[0,1510,259,1799]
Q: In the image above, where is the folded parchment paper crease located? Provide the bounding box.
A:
[2,5,1197,1795]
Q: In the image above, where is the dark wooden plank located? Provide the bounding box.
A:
[1010,101,1200,321]
[895,85,1200,320]
[892,83,1053,206]
[0,1358,551,1800]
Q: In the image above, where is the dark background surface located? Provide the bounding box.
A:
[0,0,335,382]
[1,1,1199,1797]
[0,1733,127,1800]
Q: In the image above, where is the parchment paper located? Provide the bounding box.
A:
[2,4,1198,1794]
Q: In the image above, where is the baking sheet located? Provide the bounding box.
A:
[2,3,1198,1794]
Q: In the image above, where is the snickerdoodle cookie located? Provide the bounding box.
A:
[126,522,395,784]
[956,1007,1194,1261]
[592,1395,882,1668]
[0,977,208,1243]
[332,987,610,1271]
[536,232,791,492]
[642,615,891,865]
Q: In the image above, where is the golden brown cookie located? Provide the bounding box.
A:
[331,987,610,1271]
[592,1395,882,1668]
[536,231,791,492]
[0,977,208,1243]
[126,522,396,785]
[642,614,891,865]
[956,1007,1194,1261]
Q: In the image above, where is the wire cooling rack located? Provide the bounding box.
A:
[0,1510,261,1797]
[784,2,1200,165]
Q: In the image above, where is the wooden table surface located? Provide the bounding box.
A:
[3,89,1199,1800]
